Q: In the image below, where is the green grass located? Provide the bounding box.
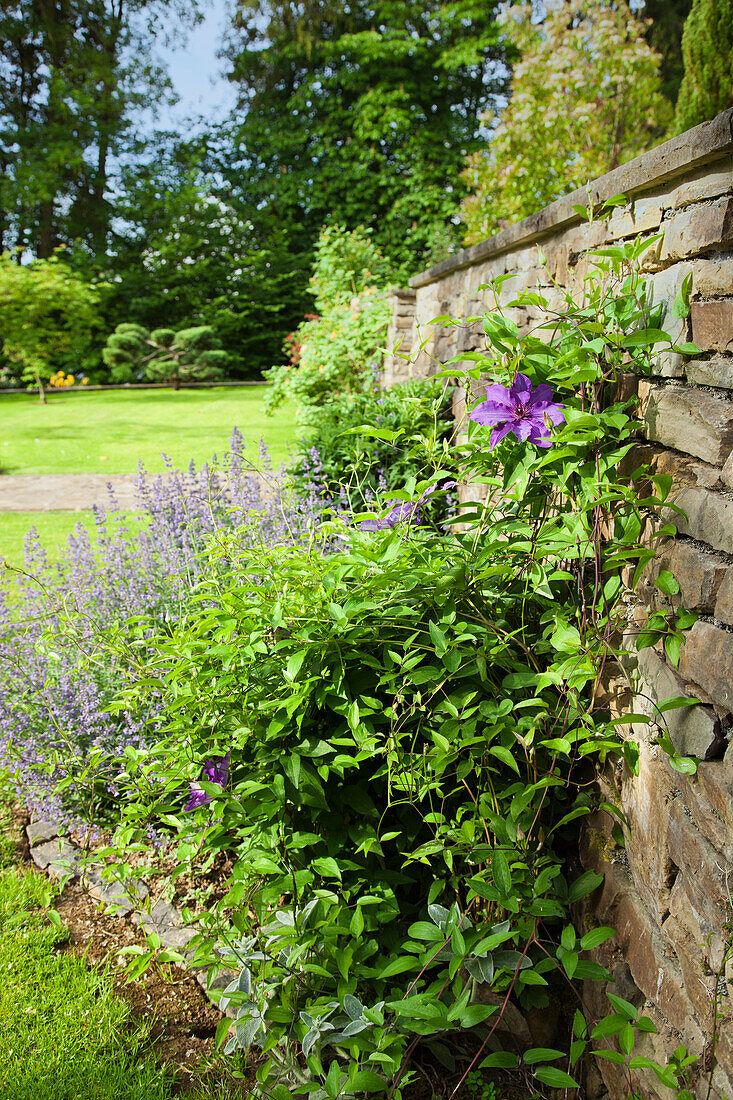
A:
[0,864,178,1099]
[0,511,97,572]
[0,386,298,476]
[0,789,247,1100]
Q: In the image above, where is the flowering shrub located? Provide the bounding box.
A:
[0,432,319,830]
[93,225,708,1098]
[265,226,393,424]
[287,376,456,526]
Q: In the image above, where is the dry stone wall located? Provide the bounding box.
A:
[385,109,733,1099]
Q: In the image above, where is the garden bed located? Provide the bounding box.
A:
[3,798,255,1098]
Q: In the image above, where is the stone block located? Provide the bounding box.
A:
[641,443,723,491]
[688,254,733,298]
[160,924,199,951]
[660,908,715,1031]
[686,355,733,389]
[691,299,733,353]
[667,796,729,935]
[664,486,733,556]
[607,197,664,241]
[647,263,692,348]
[86,867,149,916]
[670,160,733,209]
[640,540,729,614]
[661,197,733,262]
[26,820,60,846]
[195,966,238,998]
[620,739,677,917]
[714,567,733,625]
[636,646,723,758]
[678,620,733,710]
[673,762,733,862]
[641,384,733,465]
[31,838,80,879]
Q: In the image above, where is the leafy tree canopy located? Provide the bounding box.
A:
[460,0,672,246]
[0,253,102,400]
[0,0,202,263]
[222,0,509,274]
[641,0,692,104]
[103,136,314,377]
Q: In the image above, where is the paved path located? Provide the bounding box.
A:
[0,470,274,512]
[0,474,148,512]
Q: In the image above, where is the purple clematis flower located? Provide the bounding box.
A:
[359,480,455,531]
[184,751,230,811]
[469,374,565,449]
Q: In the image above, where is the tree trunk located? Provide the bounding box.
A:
[36,372,47,405]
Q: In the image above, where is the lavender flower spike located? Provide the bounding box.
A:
[469,373,565,449]
[184,751,230,811]
[359,480,455,532]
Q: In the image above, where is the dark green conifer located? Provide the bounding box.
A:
[673,0,733,132]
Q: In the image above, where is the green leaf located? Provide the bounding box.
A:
[619,1022,635,1056]
[655,569,679,596]
[479,1052,519,1069]
[312,857,342,879]
[524,1047,566,1065]
[492,849,512,896]
[567,870,603,903]
[285,651,306,682]
[488,745,520,774]
[533,1066,579,1088]
[606,992,637,1020]
[377,956,416,979]
[580,926,615,950]
[620,328,671,348]
[428,620,448,657]
[349,1070,387,1092]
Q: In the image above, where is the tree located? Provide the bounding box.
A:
[0,253,101,401]
[673,0,733,133]
[102,321,230,388]
[222,0,509,275]
[641,0,693,105]
[103,140,313,378]
[0,0,201,263]
[460,0,672,245]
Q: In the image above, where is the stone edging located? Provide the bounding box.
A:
[27,818,238,1021]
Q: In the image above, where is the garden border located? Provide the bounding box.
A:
[26,815,238,1022]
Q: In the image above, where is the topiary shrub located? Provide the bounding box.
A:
[102,322,230,388]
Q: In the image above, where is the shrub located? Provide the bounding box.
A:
[102,322,230,388]
[460,0,671,244]
[0,433,318,830]
[99,229,701,1096]
[265,226,393,423]
[286,376,456,524]
[0,252,101,403]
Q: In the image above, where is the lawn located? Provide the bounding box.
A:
[0,511,96,573]
[0,804,177,1100]
[0,386,298,476]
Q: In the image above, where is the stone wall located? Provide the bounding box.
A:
[385,109,733,1099]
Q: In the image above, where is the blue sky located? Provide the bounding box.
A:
[160,0,237,126]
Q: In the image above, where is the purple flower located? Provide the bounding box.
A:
[469,374,565,449]
[359,480,455,531]
[184,751,230,811]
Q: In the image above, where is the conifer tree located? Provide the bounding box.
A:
[673,0,733,132]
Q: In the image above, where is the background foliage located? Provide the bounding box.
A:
[460,0,672,244]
